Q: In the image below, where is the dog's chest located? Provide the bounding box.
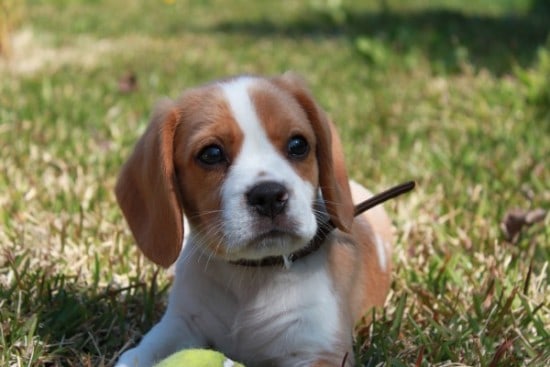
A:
[176,248,342,364]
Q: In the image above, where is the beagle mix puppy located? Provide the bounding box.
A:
[115,73,393,367]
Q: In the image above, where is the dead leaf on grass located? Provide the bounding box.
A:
[118,71,138,93]
[500,208,547,242]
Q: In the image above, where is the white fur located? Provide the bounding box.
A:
[374,233,387,272]
[117,243,341,367]
[219,78,317,260]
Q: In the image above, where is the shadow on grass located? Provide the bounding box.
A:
[1,260,169,365]
[212,4,550,76]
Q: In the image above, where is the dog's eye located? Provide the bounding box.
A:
[197,145,226,165]
[287,135,309,159]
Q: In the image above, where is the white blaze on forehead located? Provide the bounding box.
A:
[220,78,274,162]
[219,78,258,132]
[219,77,291,181]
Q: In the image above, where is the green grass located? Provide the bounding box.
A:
[1,0,549,366]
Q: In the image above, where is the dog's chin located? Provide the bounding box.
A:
[224,230,311,261]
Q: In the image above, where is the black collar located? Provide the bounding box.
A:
[230,181,415,268]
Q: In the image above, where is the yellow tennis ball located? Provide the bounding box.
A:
[155,349,245,367]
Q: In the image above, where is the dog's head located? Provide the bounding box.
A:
[115,73,354,267]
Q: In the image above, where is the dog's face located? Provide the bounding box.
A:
[116,73,354,267]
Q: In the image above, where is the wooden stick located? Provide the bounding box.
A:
[354,180,416,216]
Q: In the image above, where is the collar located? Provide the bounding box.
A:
[230,181,415,268]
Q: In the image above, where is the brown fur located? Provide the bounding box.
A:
[249,82,319,186]
[270,73,355,232]
[115,99,183,267]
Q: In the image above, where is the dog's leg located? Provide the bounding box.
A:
[115,313,203,367]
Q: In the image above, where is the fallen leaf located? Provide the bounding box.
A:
[118,71,138,93]
[525,208,546,224]
[500,208,547,242]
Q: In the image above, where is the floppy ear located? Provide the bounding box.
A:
[272,72,354,232]
[115,99,184,267]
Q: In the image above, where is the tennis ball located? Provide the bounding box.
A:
[154,349,245,367]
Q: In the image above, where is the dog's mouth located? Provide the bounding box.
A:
[255,228,292,242]
[225,227,310,261]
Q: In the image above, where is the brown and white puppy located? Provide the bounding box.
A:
[115,73,393,367]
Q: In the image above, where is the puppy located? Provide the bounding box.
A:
[115,73,393,367]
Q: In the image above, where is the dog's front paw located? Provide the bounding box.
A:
[115,348,154,367]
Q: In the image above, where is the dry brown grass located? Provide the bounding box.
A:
[0,0,24,57]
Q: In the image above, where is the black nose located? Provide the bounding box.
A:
[246,181,289,218]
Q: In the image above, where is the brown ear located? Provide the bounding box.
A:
[272,72,354,231]
[115,99,183,267]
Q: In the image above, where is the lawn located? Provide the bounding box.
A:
[0,0,548,366]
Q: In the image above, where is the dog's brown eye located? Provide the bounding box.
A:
[197,145,226,165]
[287,135,309,159]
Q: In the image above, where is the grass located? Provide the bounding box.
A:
[0,0,548,365]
